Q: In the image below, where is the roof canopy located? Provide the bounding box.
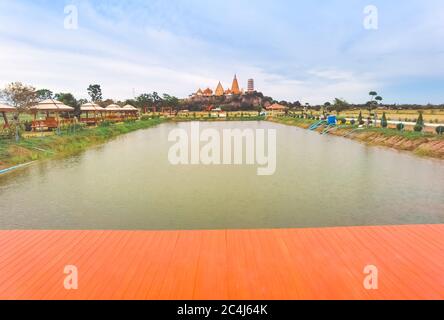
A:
[266,103,288,111]
[105,104,122,112]
[81,103,104,112]
[0,103,16,112]
[122,104,138,111]
[30,99,74,112]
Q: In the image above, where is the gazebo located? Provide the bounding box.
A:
[122,104,139,120]
[0,103,16,128]
[80,102,104,125]
[105,104,123,122]
[266,103,288,116]
[30,99,75,131]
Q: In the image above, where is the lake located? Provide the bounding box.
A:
[1,121,443,230]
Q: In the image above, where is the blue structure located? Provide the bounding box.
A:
[327,115,337,125]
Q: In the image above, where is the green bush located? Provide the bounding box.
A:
[140,115,152,121]
[414,125,423,132]
[358,111,364,125]
[100,121,112,127]
[396,123,405,131]
[436,126,444,135]
[381,112,388,128]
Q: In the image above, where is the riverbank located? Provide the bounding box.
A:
[0,118,165,171]
[270,117,444,160]
[171,115,266,122]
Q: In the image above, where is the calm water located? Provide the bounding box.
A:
[1,121,443,230]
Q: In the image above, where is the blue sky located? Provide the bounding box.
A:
[0,0,443,104]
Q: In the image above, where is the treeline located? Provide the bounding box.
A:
[0,82,182,116]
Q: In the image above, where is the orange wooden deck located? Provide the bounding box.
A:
[0,225,443,300]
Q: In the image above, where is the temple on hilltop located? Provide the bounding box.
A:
[192,75,244,97]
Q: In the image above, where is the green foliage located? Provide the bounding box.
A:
[358,111,364,125]
[87,84,102,102]
[333,98,349,115]
[36,89,53,101]
[436,126,444,135]
[416,112,424,127]
[381,112,388,128]
[99,121,112,127]
[140,115,152,121]
[414,125,423,132]
[397,123,405,131]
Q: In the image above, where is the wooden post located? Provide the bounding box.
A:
[2,111,9,128]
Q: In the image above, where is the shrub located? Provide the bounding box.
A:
[436,126,444,135]
[140,115,151,121]
[416,112,424,127]
[396,123,405,131]
[358,111,364,125]
[100,121,112,127]
[381,112,388,128]
[23,121,32,132]
[350,119,356,125]
[414,125,423,132]
[339,118,346,125]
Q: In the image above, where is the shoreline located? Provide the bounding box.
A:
[269,117,444,160]
[1,115,443,174]
[0,118,165,173]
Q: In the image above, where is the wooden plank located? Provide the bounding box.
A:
[0,225,442,300]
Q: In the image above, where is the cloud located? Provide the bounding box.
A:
[0,0,443,104]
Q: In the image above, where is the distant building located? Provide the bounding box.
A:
[247,79,255,92]
[202,88,213,96]
[215,82,224,96]
[231,74,241,95]
[191,75,244,97]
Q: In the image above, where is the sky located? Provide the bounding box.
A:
[0,0,443,104]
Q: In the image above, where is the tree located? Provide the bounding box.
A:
[416,112,424,127]
[36,89,54,101]
[136,93,154,113]
[152,92,162,107]
[1,82,37,114]
[358,111,364,125]
[333,98,349,115]
[323,102,331,115]
[87,84,102,102]
[162,94,180,111]
[381,112,388,128]
[367,91,381,116]
[54,93,80,116]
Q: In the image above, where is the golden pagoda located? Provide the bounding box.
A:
[231,74,241,95]
[215,82,224,96]
[192,74,244,97]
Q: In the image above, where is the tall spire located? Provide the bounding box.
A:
[215,81,224,96]
[231,74,241,95]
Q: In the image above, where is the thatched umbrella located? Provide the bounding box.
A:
[0,103,16,128]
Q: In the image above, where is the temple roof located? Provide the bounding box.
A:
[231,74,241,95]
[203,88,213,95]
[215,82,224,96]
